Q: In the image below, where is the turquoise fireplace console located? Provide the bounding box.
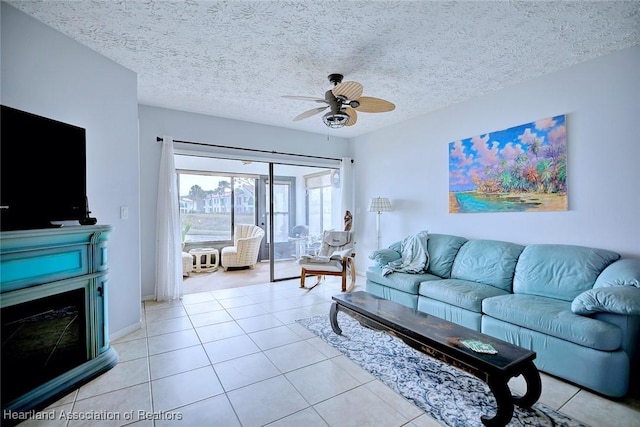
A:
[0,225,118,421]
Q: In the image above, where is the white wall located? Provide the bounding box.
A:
[352,46,640,267]
[138,105,350,299]
[1,3,142,337]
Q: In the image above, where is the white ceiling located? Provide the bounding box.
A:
[8,1,640,138]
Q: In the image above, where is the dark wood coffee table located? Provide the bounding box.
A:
[330,291,541,427]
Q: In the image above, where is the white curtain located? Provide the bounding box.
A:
[155,136,183,301]
[340,157,354,226]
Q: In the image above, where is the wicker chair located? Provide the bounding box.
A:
[221,224,265,271]
[298,230,355,292]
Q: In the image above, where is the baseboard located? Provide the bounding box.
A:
[109,319,143,342]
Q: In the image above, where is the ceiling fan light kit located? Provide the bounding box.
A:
[323,110,350,128]
[284,73,395,129]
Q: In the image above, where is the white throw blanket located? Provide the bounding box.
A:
[382,230,430,276]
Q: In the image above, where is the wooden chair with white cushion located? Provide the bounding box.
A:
[221,224,265,271]
[298,230,356,292]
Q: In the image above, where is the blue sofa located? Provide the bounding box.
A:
[366,233,640,398]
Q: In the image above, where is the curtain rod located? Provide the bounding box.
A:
[156,136,351,163]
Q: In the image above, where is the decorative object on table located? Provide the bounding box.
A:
[283,73,395,129]
[368,196,392,250]
[460,339,498,354]
[344,210,353,231]
[297,312,587,427]
[449,115,567,213]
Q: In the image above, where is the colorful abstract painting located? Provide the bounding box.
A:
[449,115,567,213]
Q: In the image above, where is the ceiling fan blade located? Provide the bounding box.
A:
[293,106,328,121]
[332,81,363,101]
[345,107,357,126]
[283,95,327,103]
[355,96,396,113]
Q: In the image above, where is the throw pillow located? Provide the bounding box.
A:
[389,241,402,252]
[369,248,401,266]
[593,258,640,288]
[571,287,640,315]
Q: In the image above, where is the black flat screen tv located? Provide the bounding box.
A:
[1,105,94,231]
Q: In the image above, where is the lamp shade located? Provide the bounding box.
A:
[368,197,392,213]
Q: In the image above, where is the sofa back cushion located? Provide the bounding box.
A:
[514,244,620,301]
[450,240,524,291]
[593,259,640,288]
[425,234,467,278]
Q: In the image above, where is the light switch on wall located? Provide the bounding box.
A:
[120,206,129,220]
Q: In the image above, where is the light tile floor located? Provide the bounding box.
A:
[20,277,640,427]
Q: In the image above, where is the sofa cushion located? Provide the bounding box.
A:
[425,234,467,278]
[366,266,440,294]
[389,241,402,252]
[299,258,344,272]
[369,248,402,266]
[450,240,524,291]
[572,287,640,315]
[418,279,509,313]
[513,244,620,301]
[594,259,640,288]
[482,294,622,351]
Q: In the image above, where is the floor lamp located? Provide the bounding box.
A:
[369,197,392,250]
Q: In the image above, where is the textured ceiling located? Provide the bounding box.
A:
[7,1,640,138]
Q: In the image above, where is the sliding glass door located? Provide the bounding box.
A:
[175,154,341,283]
[269,164,342,281]
[265,167,298,281]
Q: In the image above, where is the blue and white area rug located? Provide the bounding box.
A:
[297,312,588,427]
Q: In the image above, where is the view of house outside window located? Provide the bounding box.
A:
[178,172,256,243]
[177,163,340,260]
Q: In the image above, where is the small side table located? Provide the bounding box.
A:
[188,248,219,272]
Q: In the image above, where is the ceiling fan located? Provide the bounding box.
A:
[283,74,395,128]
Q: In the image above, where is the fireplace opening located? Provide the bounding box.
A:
[1,288,88,407]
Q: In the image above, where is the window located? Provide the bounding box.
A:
[178,172,256,243]
[305,170,334,237]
